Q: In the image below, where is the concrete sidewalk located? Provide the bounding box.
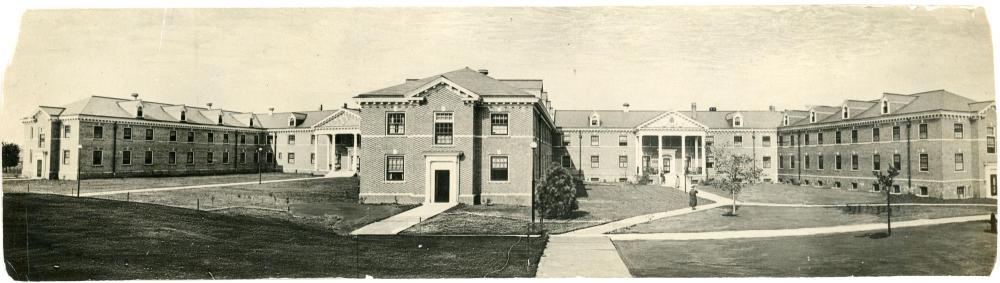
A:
[79,176,331,197]
[351,203,456,235]
[741,201,998,208]
[609,214,991,241]
[536,236,632,278]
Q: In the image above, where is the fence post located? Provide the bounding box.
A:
[197,198,200,210]
[126,192,129,202]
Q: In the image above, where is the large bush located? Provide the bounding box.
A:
[534,164,580,219]
[2,143,20,169]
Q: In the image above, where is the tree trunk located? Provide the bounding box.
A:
[731,190,737,214]
[886,188,892,236]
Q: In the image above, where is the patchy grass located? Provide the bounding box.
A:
[2,172,314,195]
[614,221,997,277]
[701,182,997,205]
[3,194,546,280]
[404,184,712,235]
[614,205,997,234]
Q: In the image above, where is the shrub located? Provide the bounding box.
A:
[534,164,580,219]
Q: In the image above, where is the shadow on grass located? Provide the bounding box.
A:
[546,210,591,220]
[855,232,891,239]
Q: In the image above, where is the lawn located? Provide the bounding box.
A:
[90,177,414,235]
[3,193,546,280]
[614,221,997,277]
[614,205,997,234]
[402,183,712,235]
[701,182,997,205]
[2,172,314,195]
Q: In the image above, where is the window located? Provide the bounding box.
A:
[881,98,889,114]
[207,152,214,164]
[386,156,404,181]
[288,135,296,145]
[223,133,230,144]
[239,152,247,164]
[145,129,154,141]
[779,156,785,169]
[953,123,964,139]
[186,152,194,164]
[873,154,881,171]
[835,155,842,170]
[817,132,824,145]
[38,134,45,147]
[287,153,295,164]
[892,185,901,194]
[805,134,810,145]
[63,125,71,138]
[180,110,186,121]
[873,183,880,192]
[169,130,177,142]
[619,178,628,183]
[92,150,103,165]
[779,135,785,147]
[168,152,176,164]
[137,106,144,118]
[94,126,104,139]
[267,135,273,145]
[561,155,572,167]
[918,124,928,139]
[122,150,131,165]
[590,114,600,126]
[989,127,997,154]
[590,155,600,168]
[834,181,841,188]
[254,152,259,163]
[762,156,771,168]
[562,135,571,146]
[240,134,246,144]
[954,153,964,171]
[762,136,771,147]
[892,126,900,141]
[491,113,509,135]
[734,136,743,147]
[956,186,966,198]
[123,128,132,140]
[62,150,70,165]
[222,152,230,164]
[187,131,194,143]
[619,135,628,146]
[643,156,652,169]
[267,153,274,163]
[590,135,599,146]
[790,155,796,169]
[835,131,842,144]
[805,155,811,169]
[918,186,928,196]
[288,117,296,127]
[850,129,858,143]
[434,112,454,145]
[144,150,153,165]
[310,135,316,145]
[919,153,929,171]
[872,127,880,142]
[851,182,858,190]
[218,115,223,125]
[818,155,825,170]
[782,115,789,126]
[310,153,316,164]
[490,156,509,181]
[207,133,214,143]
[386,113,405,135]
[851,154,859,170]
[253,134,260,145]
[618,155,628,168]
[809,111,816,123]
[733,115,743,127]
[842,106,849,119]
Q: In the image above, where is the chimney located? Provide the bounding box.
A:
[622,103,630,113]
[206,102,213,109]
[709,107,717,112]
[769,105,776,112]
[342,103,348,109]
[319,104,323,111]
[268,107,275,115]
[130,93,139,100]
[690,102,698,119]
[477,69,489,76]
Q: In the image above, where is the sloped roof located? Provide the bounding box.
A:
[782,90,991,128]
[37,96,257,128]
[691,111,784,129]
[254,110,344,129]
[356,67,537,98]
[554,110,782,129]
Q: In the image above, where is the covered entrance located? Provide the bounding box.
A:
[634,111,709,187]
[424,152,461,204]
[434,170,450,203]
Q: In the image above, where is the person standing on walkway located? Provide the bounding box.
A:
[688,187,699,210]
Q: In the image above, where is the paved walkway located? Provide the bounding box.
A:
[609,214,991,241]
[741,201,998,208]
[566,185,735,236]
[536,236,632,278]
[79,176,332,197]
[351,203,456,235]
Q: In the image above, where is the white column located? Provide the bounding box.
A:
[327,134,333,171]
[634,134,641,177]
[353,133,359,172]
[701,134,707,177]
[313,134,318,172]
[657,135,663,185]
[680,134,687,178]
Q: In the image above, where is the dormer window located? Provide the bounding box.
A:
[288,117,296,127]
[180,110,186,121]
[842,106,849,119]
[809,111,817,123]
[136,105,144,118]
[589,113,601,127]
[217,114,223,125]
[782,115,789,126]
[250,119,254,127]
[881,98,890,114]
[733,114,743,127]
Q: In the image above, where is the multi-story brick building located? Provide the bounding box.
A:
[554,104,782,186]
[354,68,557,205]
[257,106,361,177]
[21,94,275,180]
[777,90,997,199]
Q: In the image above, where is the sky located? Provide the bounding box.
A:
[0,6,995,144]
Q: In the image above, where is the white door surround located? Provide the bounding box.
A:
[423,152,461,204]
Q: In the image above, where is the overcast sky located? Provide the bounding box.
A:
[1,6,995,144]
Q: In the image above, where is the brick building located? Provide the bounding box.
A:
[354,68,557,205]
[777,90,997,199]
[257,106,361,177]
[554,104,782,186]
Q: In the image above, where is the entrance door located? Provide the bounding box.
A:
[662,153,677,187]
[434,170,450,203]
[36,160,42,178]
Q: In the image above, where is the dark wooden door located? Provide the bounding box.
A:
[434,170,450,203]
[36,160,42,178]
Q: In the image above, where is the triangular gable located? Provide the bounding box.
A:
[313,109,361,128]
[635,111,708,130]
[404,77,481,102]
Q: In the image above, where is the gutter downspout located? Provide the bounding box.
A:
[111,122,118,178]
[906,119,913,190]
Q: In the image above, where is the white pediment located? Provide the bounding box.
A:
[405,77,481,102]
[636,111,708,130]
[314,110,361,128]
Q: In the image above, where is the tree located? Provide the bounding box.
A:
[711,145,765,215]
[2,142,20,169]
[534,163,580,219]
[872,166,900,236]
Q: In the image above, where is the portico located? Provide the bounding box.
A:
[634,112,709,187]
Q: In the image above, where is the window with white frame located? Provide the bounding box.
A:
[842,106,849,119]
[589,113,600,126]
[851,154,859,170]
[919,153,928,171]
[123,127,132,140]
[618,155,628,168]
[92,150,103,165]
[288,116,296,127]
[762,136,771,147]
[954,153,964,171]
[434,112,454,145]
[63,150,70,165]
[491,156,509,181]
[122,150,131,165]
[872,127,880,142]
[288,135,296,145]
[387,113,405,135]
[918,124,928,139]
[590,155,600,168]
[762,156,771,168]
[953,123,964,139]
[872,154,881,171]
[187,151,195,164]
[64,125,71,138]
[818,155,824,170]
[809,111,816,123]
[137,105,144,118]
[733,136,743,147]
[491,113,508,135]
[561,155,572,167]
[619,135,628,146]
[881,98,889,114]
[287,153,295,164]
[386,156,404,181]
[145,150,153,165]
[988,126,996,153]
[591,135,599,146]
[733,114,743,127]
